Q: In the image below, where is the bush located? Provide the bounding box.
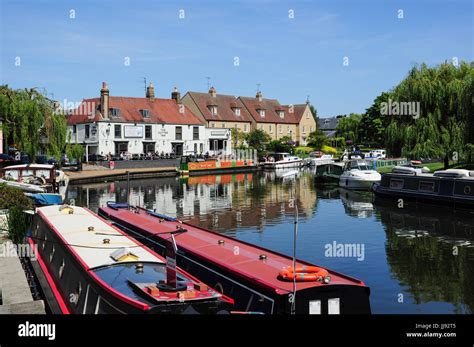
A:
[322,145,337,155]
[7,206,31,244]
[0,184,33,210]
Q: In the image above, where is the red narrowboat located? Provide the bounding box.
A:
[99,203,371,314]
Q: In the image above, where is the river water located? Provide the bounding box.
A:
[66,169,474,314]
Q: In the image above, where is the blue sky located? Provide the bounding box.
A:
[1,0,472,116]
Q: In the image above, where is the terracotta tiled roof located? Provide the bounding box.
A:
[281,104,310,123]
[67,96,203,125]
[185,92,253,123]
[239,97,299,124]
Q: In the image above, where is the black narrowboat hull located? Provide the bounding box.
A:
[373,174,474,209]
[29,212,230,314]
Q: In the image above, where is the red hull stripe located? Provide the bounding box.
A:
[27,237,70,314]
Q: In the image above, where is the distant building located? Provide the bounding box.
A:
[182,87,317,146]
[238,91,316,146]
[66,82,231,159]
[318,115,345,138]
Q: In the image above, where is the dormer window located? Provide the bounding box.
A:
[258,109,265,117]
[109,108,120,117]
[140,109,150,118]
[234,108,241,116]
[209,106,218,115]
[278,111,284,118]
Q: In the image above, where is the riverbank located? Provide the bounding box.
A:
[0,235,45,314]
[66,167,178,184]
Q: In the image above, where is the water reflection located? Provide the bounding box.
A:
[67,171,318,233]
[374,200,474,313]
[67,170,474,313]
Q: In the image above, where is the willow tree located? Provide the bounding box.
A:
[0,85,67,160]
[385,62,473,168]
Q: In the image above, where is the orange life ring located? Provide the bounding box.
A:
[279,266,329,282]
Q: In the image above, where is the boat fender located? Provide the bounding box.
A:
[278,266,329,282]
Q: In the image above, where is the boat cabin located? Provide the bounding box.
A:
[343,160,374,171]
[1,164,63,193]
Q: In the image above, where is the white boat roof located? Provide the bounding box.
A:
[3,164,55,170]
[36,205,162,269]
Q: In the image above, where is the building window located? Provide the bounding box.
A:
[269,125,273,133]
[222,123,225,128]
[306,112,310,119]
[193,126,199,140]
[244,124,248,132]
[73,125,77,134]
[209,106,217,115]
[211,123,215,128]
[259,124,263,130]
[109,108,120,117]
[259,109,265,117]
[114,125,121,138]
[234,108,241,116]
[302,126,306,134]
[85,124,90,138]
[279,125,282,134]
[175,126,182,140]
[145,125,152,139]
[287,126,290,134]
[279,111,284,118]
[140,109,150,118]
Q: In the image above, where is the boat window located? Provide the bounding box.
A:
[419,181,435,192]
[4,170,19,180]
[390,179,404,189]
[36,170,51,179]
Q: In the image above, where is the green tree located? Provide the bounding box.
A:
[336,114,362,144]
[385,62,473,168]
[245,129,271,156]
[0,85,68,160]
[359,92,391,146]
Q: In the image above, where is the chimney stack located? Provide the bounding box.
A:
[256,90,263,102]
[171,87,181,103]
[209,86,217,98]
[100,82,109,119]
[146,82,155,100]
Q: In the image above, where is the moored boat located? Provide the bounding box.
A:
[0,164,69,200]
[339,160,381,190]
[28,205,233,314]
[99,203,372,314]
[179,155,257,176]
[263,152,303,169]
[373,168,474,209]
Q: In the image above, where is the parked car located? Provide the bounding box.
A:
[61,154,79,167]
[36,155,58,167]
[0,153,15,168]
[87,153,106,162]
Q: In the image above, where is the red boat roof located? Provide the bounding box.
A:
[100,206,367,294]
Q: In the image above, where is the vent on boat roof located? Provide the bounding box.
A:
[110,248,139,262]
[59,205,74,214]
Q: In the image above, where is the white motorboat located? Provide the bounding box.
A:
[263,152,303,169]
[0,164,69,200]
[339,159,381,189]
[307,153,335,166]
[0,178,46,193]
